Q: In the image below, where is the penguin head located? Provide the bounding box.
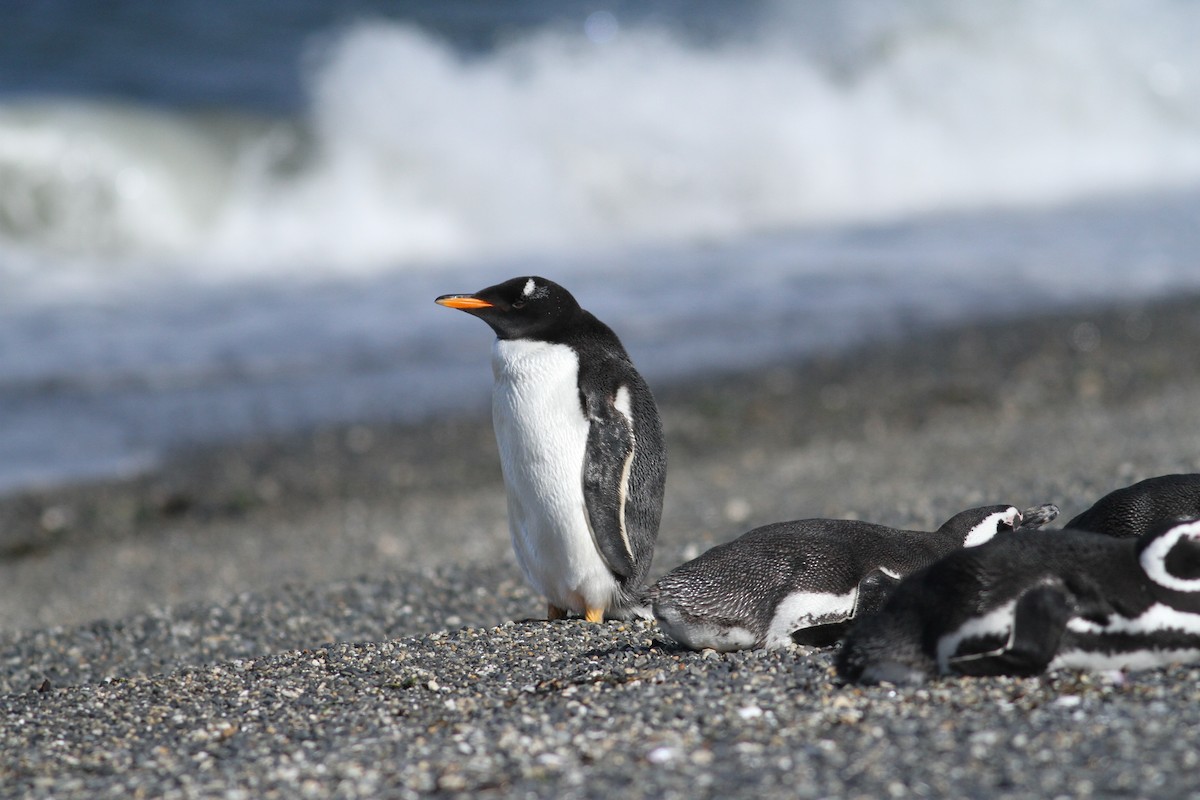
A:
[941,504,1024,548]
[1137,518,1200,610]
[943,502,1058,548]
[435,276,582,341]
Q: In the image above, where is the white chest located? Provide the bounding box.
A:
[492,339,587,455]
[490,339,616,612]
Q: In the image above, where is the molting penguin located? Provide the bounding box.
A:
[1065,473,1200,538]
[649,502,1058,651]
[837,517,1200,685]
[436,276,666,622]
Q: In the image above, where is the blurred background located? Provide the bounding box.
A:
[3,0,1200,493]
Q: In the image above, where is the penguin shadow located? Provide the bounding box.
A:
[513,616,562,625]
[790,623,846,648]
[508,614,638,625]
[573,640,668,661]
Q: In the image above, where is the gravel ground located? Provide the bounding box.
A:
[2,293,1200,798]
[4,621,1200,799]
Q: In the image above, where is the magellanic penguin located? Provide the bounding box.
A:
[648,502,1058,651]
[837,517,1200,685]
[435,276,666,623]
[1065,473,1200,538]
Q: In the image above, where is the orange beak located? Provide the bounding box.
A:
[435,295,494,310]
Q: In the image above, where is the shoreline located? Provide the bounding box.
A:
[2,291,1199,633]
[2,290,1200,797]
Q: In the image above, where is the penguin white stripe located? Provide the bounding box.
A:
[1140,520,1200,592]
[613,385,636,566]
[613,385,633,426]
[615,448,635,565]
[765,589,856,648]
[962,508,1019,548]
[1051,647,1200,672]
[1066,603,1200,636]
[522,278,536,297]
[937,599,1017,672]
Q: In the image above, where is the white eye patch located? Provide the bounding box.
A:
[1141,520,1200,592]
[521,278,550,300]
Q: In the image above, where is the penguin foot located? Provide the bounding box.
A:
[543,605,609,623]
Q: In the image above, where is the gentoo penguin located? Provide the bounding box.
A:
[1065,473,1200,538]
[435,276,666,622]
[837,517,1200,685]
[649,502,1058,651]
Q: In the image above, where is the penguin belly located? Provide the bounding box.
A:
[653,603,759,652]
[492,339,619,615]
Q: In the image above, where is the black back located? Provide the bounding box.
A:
[1066,473,1200,538]
[651,519,933,628]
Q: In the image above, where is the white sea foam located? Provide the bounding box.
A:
[1,0,1199,296]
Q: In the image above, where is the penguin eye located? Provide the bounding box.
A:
[511,300,526,310]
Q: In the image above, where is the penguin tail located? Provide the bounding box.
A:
[607,583,655,621]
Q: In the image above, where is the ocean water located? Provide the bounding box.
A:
[2,0,1200,491]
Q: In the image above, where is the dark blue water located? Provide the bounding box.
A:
[0,0,759,112]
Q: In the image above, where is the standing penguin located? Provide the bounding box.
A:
[837,518,1200,685]
[1065,473,1200,538]
[649,502,1058,651]
[436,276,666,622]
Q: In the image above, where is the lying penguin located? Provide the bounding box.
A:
[649,502,1058,651]
[837,517,1200,685]
[1065,473,1200,538]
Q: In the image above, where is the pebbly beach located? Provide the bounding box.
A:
[3,292,1200,799]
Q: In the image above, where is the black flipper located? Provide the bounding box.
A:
[951,583,1071,677]
[855,569,903,618]
[581,389,637,579]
